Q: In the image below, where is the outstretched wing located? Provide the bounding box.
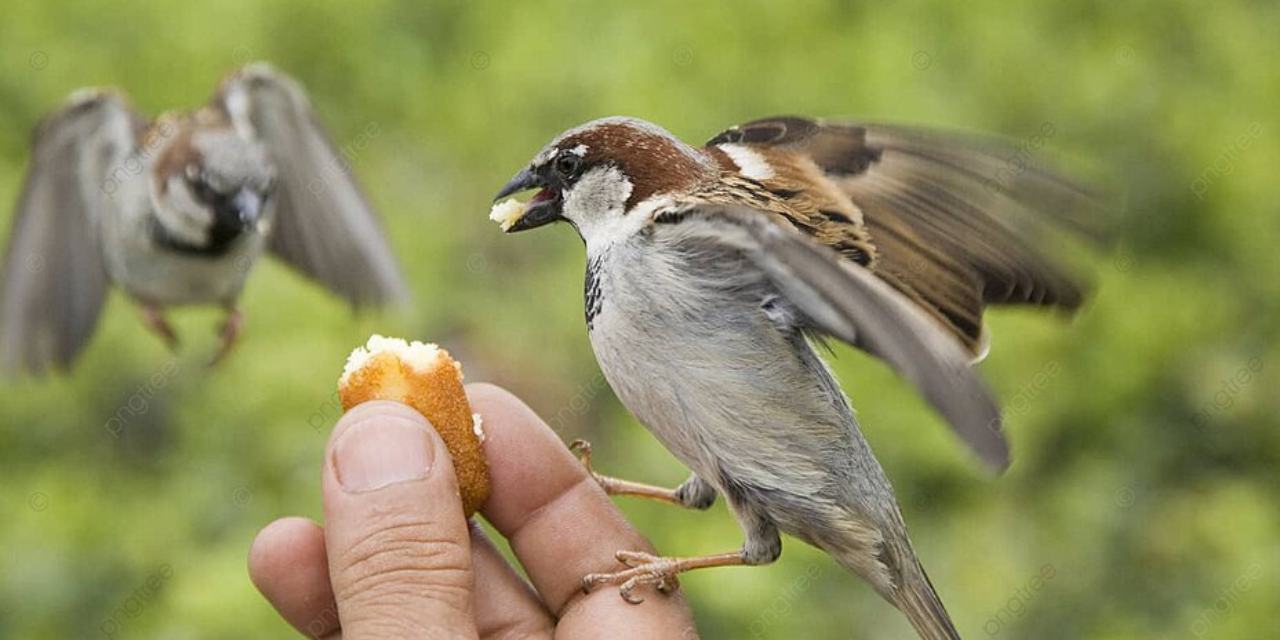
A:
[707,116,1106,356]
[0,90,142,377]
[661,203,1008,470]
[217,63,408,307]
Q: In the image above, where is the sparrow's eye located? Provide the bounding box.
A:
[553,152,582,179]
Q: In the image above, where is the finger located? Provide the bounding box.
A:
[466,383,698,639]
[249,517,551,640]
[468,524,555,640]
[248,517,341,638]
[322,400,477,639]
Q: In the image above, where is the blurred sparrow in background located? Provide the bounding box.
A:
[492,116,1104,639]
[0,63,407,376]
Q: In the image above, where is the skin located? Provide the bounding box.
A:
[248,384,699,639]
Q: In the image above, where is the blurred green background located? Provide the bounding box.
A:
[1,0,1277,638]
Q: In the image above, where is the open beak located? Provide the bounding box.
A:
[493,169,561,233]
[231,188,264,226]
[215,187,265,229]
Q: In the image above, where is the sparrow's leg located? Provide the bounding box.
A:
[209,305,243,366]
[571,439,717,510]
[582,508,781,603]
[138,301,179,352]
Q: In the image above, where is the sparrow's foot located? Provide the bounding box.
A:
[582,550,746,604]
[209,307,243,366]
[570,439,683,506]
[139,303,179,352]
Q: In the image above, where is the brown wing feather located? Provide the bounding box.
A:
[659,203,1009,470]
[705,116,1104,355]
[215,64,408,308]
[1,91,142,377]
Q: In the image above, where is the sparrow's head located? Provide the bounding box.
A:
[492,117,714,244]
[152,117,276,248]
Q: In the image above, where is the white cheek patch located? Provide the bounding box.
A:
[718,143,776,181]
[562,166,644,253]
[152,176,213,246]
[563,166,633,220]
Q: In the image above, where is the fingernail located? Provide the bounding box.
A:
[333,416,435,493]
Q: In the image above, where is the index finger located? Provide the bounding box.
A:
[466,383,698,638]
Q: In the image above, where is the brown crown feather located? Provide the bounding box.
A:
[554,123,715,211]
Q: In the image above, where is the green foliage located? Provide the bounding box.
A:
[1,1,1276,638]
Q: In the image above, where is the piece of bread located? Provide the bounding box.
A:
[338,335,489,516]
[489,198,526,231]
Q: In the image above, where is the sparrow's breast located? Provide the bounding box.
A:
[584,230,891,525]
[100,179,268,305]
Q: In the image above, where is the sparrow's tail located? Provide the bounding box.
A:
[892,563,963,640]
[826,538,963,640]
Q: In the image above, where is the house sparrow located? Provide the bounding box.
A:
[492,116,1103,639]
[0,63,407,376]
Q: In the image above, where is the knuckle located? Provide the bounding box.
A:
[339,595,470,637]
[334,518,472,601]
[482,615,555,640]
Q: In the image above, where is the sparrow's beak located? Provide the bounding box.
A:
[492,169,561,233]
[223,187,265,227]
[495,169,541,201]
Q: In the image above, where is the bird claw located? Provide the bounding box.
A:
[581,550,682,604]
[208,308,243,367]
[570,439,608,483]
[569,439,594,467]
[139,303,179,353]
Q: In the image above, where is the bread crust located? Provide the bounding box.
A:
[339,344,490,516]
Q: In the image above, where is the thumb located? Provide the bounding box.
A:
[322,400,477,639]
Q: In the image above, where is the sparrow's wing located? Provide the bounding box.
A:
[706,116,1106,356]
[665,203,1008,470]
[1,91,142,377]
[217,64,408,307]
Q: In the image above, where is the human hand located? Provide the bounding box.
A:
[248,383,698,639]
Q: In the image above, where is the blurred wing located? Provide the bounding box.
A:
[707,116,1107,355]
[218,63,407,307]
[1,90,141,377]
[667,203,1008,470]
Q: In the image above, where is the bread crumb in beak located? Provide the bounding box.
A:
[489,198,526,231]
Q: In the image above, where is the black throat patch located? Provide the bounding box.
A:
[149,213,246,258]
[584,255,604,329]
